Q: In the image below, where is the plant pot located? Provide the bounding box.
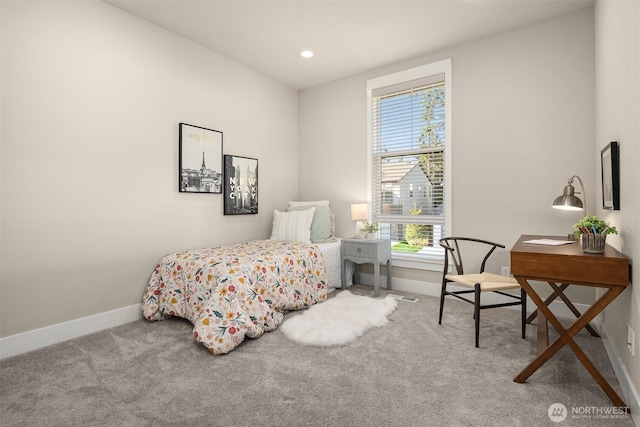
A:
[581,233,606,254]
[366,232,377,239]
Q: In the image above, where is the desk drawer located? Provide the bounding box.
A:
[344,242,375,258]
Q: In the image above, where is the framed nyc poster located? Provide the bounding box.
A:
[223,155,258,215]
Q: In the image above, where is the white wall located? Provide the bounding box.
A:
[300,8,596,298]
[0,1,299,337]
[595,0,640,413]
[298,74,368,236]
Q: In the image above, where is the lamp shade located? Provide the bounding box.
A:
[350,203,368,221]
[552,175,585,211]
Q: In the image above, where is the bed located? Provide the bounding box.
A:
[141,201,347,355]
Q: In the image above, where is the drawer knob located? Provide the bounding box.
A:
[357,248,361,253]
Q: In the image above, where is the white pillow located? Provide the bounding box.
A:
[270,208,316,244]
[287,200,330,208]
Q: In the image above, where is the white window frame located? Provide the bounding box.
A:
[366,59,452,271]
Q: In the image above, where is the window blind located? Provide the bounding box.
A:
[371,79,446,253]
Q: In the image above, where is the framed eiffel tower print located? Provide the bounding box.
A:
[178,123,223,193]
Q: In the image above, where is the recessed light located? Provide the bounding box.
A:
[300,50,314,58]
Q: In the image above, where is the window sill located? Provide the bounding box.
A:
[391,256,443,272]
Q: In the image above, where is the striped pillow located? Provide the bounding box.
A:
[270,208,316,244]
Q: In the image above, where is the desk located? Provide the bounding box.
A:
[510,235,630,410]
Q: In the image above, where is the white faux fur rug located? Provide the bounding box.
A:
[280,290,398,346]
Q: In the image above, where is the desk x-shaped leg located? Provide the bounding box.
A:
[514,277,628,411]
[526,282,599,338]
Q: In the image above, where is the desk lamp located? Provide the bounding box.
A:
[350,203,368,238]
[552,175,586,212]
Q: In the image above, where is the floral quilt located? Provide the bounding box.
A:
[142,240,327,355]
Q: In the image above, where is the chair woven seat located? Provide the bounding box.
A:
[445,272,520,291]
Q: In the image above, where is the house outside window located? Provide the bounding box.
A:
[367,59,452,270]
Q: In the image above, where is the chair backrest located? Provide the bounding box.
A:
[439,237,506,275]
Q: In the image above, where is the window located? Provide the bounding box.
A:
[367,59,452,270]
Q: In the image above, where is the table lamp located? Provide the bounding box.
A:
[552,175,586,212]
[351,203,368,238]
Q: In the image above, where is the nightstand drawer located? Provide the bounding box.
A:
[343,242,375,258]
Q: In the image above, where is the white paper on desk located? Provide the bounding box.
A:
[522,239,576,246]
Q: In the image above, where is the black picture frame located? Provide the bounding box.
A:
[224,155,258,215]
[178,123,223,193]
[600,141,620,210]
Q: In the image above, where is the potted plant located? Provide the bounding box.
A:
[573,215,618,253]
[361,222,379,239]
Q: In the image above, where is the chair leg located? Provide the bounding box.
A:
[521,288,526,339]
[438,280,447,325]
[474,283,481,347]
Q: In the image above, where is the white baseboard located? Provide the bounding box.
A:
[600,325,640,425]
[0,276,594,360]
[0,304,143,360]
[357,273,591,320]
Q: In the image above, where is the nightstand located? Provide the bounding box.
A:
[341,238,392,297]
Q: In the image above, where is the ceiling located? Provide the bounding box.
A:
[104,0,593,90]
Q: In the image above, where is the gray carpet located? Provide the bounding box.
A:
[0,285,633,426]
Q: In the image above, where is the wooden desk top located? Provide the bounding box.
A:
[510,235,630,287]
